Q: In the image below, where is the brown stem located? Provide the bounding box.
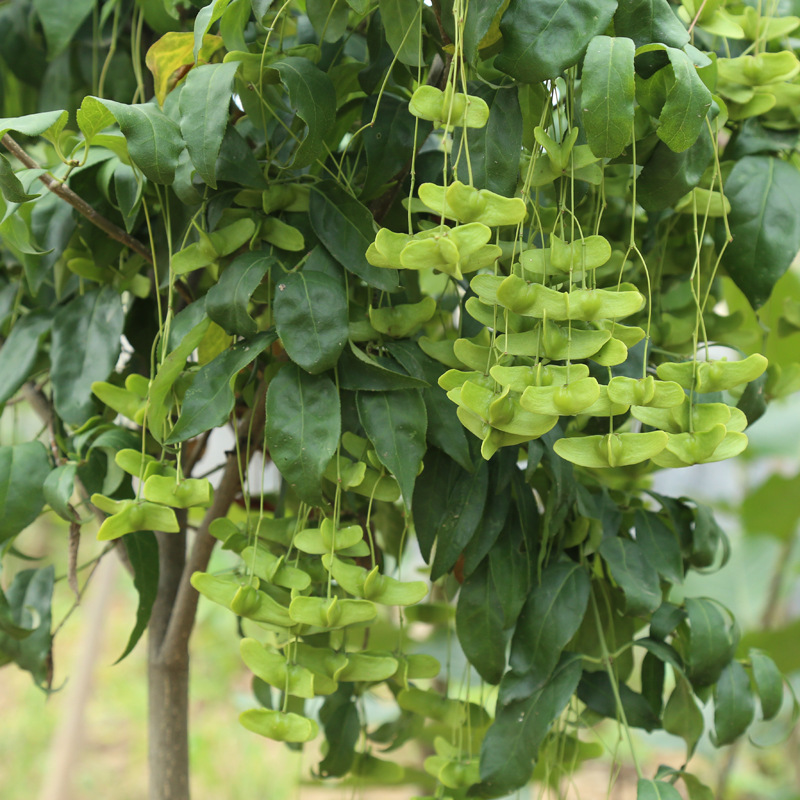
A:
[2,134,154,264]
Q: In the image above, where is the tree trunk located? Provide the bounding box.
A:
[148,530,189,800]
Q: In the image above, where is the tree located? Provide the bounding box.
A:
[1,0,800,798]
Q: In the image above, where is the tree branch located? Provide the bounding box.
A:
[2,134,154,264]
[159,382,267,664]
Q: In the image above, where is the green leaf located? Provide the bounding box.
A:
[473,653,583,798]
[717,156,800,309]
[356,389,426,509]
[385,340,472,471]
[749,650,784,721]
[362,93,432,199]
[378,0,423,67]
[167,331,275,444]
[148,317,212,443]
[454,84,524,198]
[685,597,738,688]
[495,0,618,84]
[266,364,340,506]
[115,531,159,663]
[713,660,755,746]
[307,0,350,42]
[206,251,273,337]
[739,618,800,675]
[0,442,51,544]
[463,0,506,62]
[76,96,115,144]
[215,125,269,188]
[509,561,590,682]
[32,0,94,56]
[51,287,124,426]
[0,155,38,204]
[268,57,335,168]
[273,270,348,374]
[577,671,662,731]
[741,472,800,540]
[0,110,68,140]
[663,679,704,758]
[319,693,360,777]
[613,0,689,48]
[309,181,398,291]
[634,509,683,585]
[456,558,506,684]
[43,463,77,522]
[598,537,662,616]
[178,62,238,188]
[651,46,713,153]
[0,311,51,406]
[193,0,232,59]
[638,125,714,212]
[637,779,683,800]
[582,36,635,159]
[97,98,184,184]
[0,567,54,688]
[338,343,427,391]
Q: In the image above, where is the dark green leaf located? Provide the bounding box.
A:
[749,649,784,721]
[685,597,738,688]
[385,339,472,471]
[338,343,428,391]
[582,36,635,159]
[215,125,269,188]
[178,62,239,188]
[0,442,51,544]
[362,94,431,199]
[429,460,489,580]
[598,537,662,616]
[43,463,77,522]
[0,566,54,688]
[473,653,582,798]
[736,371,767,427]
[266,364,340,506]
[650,601,686,640]
[274,270,348,374]
[613,0,689,48]
[489,514,530,629]
[577,671,662,731]
[98,99,184,184]
[717,156,800,309]
[116,531,159,663]
[455,83,523,198]
[641,651,665,716]
[663,678,704,758]
[167,331,275,443]
[378,0,423,67]
[634,509,683,585]
[0,154,38,203]
[510,561,590,682]
[319,692,360,777]
[495,0,617,84]
[456,558,506,684]
[463,0,505,61]
[206,251,274,337]
[51,287,124,426]
[268,57,336,168]
[638,126,714,211]
[0,311,51,405]
[637,779,683,800]
[32,0,94,56]
[713,660,755,746]
[309,182,398,291]
[356,389,426,509]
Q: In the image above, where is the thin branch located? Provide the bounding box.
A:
[2,134,154,264]
[159,382,268,664]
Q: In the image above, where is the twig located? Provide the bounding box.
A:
[2,134,154,264]
[688,0,708,34]
[159,381,268,663]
